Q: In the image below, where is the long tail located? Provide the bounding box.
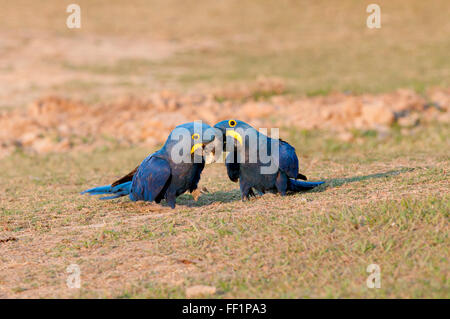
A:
[288,179,325,192]
[81,181,132,200]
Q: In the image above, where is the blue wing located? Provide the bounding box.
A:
[130,155,171,202]
[278,140,299,179]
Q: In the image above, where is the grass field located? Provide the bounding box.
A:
[1,0,449,107]
[0,0,449,298]
[1,124,448,298]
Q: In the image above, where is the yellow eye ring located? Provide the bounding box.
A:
[192,133,200,140]
[228,119,237,127]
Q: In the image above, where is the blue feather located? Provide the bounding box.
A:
[81,181,132,200]
[288,180,325,191]
[81,185,111,195]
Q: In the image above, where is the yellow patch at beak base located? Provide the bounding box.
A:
[226,130,243,145]
[190,143,203,154]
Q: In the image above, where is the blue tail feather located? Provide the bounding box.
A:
[81,185,112,195]
[288,179,325,192]
[81,181,132,200]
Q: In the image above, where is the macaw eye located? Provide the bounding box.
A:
[192,133,200,140]
[228,119,237,127]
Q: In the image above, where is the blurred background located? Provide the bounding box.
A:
[0,0,449,153]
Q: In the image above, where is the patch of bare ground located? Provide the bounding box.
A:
[1,85,449,157]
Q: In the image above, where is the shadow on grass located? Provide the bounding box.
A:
[310,167,415,193]
[176,190,242,207]
[174,167,414,207]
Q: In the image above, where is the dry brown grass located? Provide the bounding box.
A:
[0,0,448,298]
[0,124,448,298]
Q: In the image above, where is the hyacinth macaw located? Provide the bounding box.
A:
[82,122,215,208]
[214,119,324,200]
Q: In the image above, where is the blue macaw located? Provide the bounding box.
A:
[82,122,215,208]
[214,119,324,200]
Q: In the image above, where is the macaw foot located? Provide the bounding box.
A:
[165,193,176,209]
[242,189,260,201]
[248,188,263,198]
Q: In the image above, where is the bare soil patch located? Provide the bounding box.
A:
[1,85,448,157]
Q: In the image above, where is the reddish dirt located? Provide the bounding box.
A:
[0,82,448,157]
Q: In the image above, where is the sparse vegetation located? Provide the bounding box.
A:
[0,0,449,298]
[1,124,448,298]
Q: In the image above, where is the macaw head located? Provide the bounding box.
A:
[164,121,216,162]
[213,119,254,150]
